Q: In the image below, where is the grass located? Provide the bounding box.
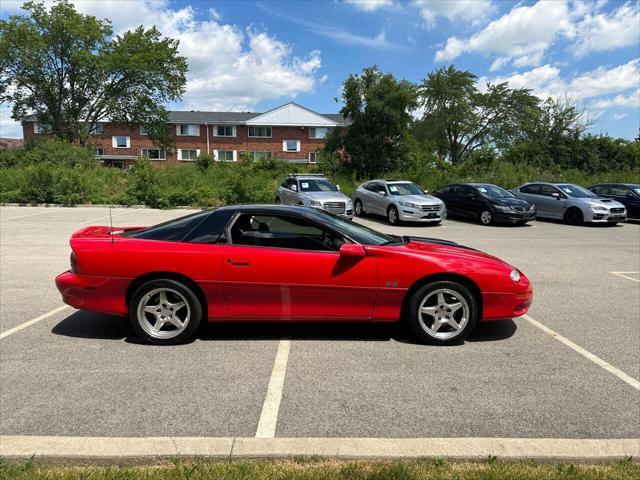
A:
[0,458,638,480]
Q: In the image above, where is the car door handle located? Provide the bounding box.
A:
[227,258,250,266]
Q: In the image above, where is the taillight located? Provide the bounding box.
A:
[70,252,77,273]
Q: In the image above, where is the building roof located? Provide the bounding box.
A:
[23,102,350,126]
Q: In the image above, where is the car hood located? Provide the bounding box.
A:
[490,197,532,208]
[301,191,351,202]
[582,197,625,208]
[393,194,442,205]
[404,237,507,264]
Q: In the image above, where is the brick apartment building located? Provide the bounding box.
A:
[22,102,348,168]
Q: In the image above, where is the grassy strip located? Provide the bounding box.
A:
[1,458,638,480]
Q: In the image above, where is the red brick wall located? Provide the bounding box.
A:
[22,122,335,166]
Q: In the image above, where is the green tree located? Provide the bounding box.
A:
[324,65,417,178]
[417,65,539,165]
[0,0,187,147]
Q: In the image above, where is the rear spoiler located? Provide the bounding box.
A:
[70,226,145,239]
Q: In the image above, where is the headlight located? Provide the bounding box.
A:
[346,200,353,207]
[495,205,514,213]
[510,269,521,282]
[399,201,416,208]
[306,200,322,207]
[588,205,608,212]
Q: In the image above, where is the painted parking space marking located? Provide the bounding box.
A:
[1,210,57,222]
[255,339,291,438]
[523,314,640,391]
[0,305,71,340]
[78,209,137,225]
[611,271,640,283]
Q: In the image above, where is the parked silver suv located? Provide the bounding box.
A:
[276,173,353,218]
[352,180,446,225]
[511,182,627,225]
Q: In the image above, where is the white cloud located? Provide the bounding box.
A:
[571,1,640,57]
[611,113,629,121]
[413,0,493,28]
[435,1,571,67]
[0,0,324,135]
[344,0,393,12]
[590,90,640,110]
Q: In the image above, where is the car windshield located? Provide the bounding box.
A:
[557,184,597,198]
[317,212,394,245]
[388,182,424,196]
[629,185,640,195]
[299,179,338,192]
[475,185,515,199]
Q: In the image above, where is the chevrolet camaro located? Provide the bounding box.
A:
[55,205,533,345]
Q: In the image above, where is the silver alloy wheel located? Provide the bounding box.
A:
[480,210,492,225]
[137,287,191,340]
[389,207,398,224]
[418,288,470,340]
[355,200,362,215]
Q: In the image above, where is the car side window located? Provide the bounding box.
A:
[591,185,609,195]
[540,185,560,197]
[230,214,344,252]
[610,186,628,196]
[520,184,540,194]
[185,210,235,244]
[459,185,476,197]
[366,182,380,193]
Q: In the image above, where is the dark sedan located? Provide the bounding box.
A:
[589,183,640,220]
[434,183,536,225]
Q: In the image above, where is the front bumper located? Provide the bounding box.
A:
[398,207,447,223]
[55,271,130,316]
[492,210,536,223]
[584,209,626,223]
[482,285,534,321]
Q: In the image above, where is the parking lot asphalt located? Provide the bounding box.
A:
[1,206,638,440]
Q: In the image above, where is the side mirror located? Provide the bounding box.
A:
[551,192,561,199]
[378,189,387,196]
[339,243,366,258]
[291,184,298,192]
[336,184,341,191]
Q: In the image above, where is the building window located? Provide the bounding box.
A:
[248,126,272,138]
[308,152,318,164]
[140,125,149,135]
[309,127,330,139]
[178,149,200,161]
[141,148,165,160]
[112,136,130,148]
[216,150,236,162]
[34,122,52,134]
[176,124,199,136]
[283,139,300,152]
[111,161,125,169]
[96,148,104,156]
[252,151,271,161]
[216,125,235,137]
[90,124,103,135]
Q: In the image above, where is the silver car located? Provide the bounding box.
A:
[276,173,353,218]
[511,182,627,225]
[352,180,446,225]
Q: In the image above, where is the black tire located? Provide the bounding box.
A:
[479,209,493,225]
[129,279,202,345]
[387,205,399,225]
[275,197,281,204]
[407,280,479,345]
[354,198,364,216]
[564,208,583,225]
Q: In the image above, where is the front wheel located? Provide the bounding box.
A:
[129,279,202,345]
[480,210,492,225]
[408,281,479,345]
[564,208,583,225]
[388,205,399,225]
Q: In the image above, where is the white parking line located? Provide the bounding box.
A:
[0,305,71,340]
[255,339,291,438]
[1,210,56,222]
[523,314,640,391]
[78,209,137,225]
[611,271,640,283]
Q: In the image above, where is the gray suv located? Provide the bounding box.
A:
[511,182,627,225]
[276,173,353,218]
[352,180,446,225]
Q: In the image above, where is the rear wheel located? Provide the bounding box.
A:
[480,210,492,225]
[129,279,202,345]
[408,281,479,345]
[564,208,583,225]
[388,205,399,225]
[354,199,364,216]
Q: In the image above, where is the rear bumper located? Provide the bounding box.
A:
[55,271,130,316]
[482,286,534,321]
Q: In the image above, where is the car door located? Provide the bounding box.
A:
[458,185,480,218]
[221,212,378,320]
[359,182,377,213]
[539,185,567,218]
[610,185,640,218]
[440,185,461,215]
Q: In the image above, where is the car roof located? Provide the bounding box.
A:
[590,183,639,187]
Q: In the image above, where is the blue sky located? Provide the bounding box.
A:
[1,0,639,139]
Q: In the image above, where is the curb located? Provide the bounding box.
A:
[1,436,638,464]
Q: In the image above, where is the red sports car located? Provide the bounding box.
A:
[55,205,533,345]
